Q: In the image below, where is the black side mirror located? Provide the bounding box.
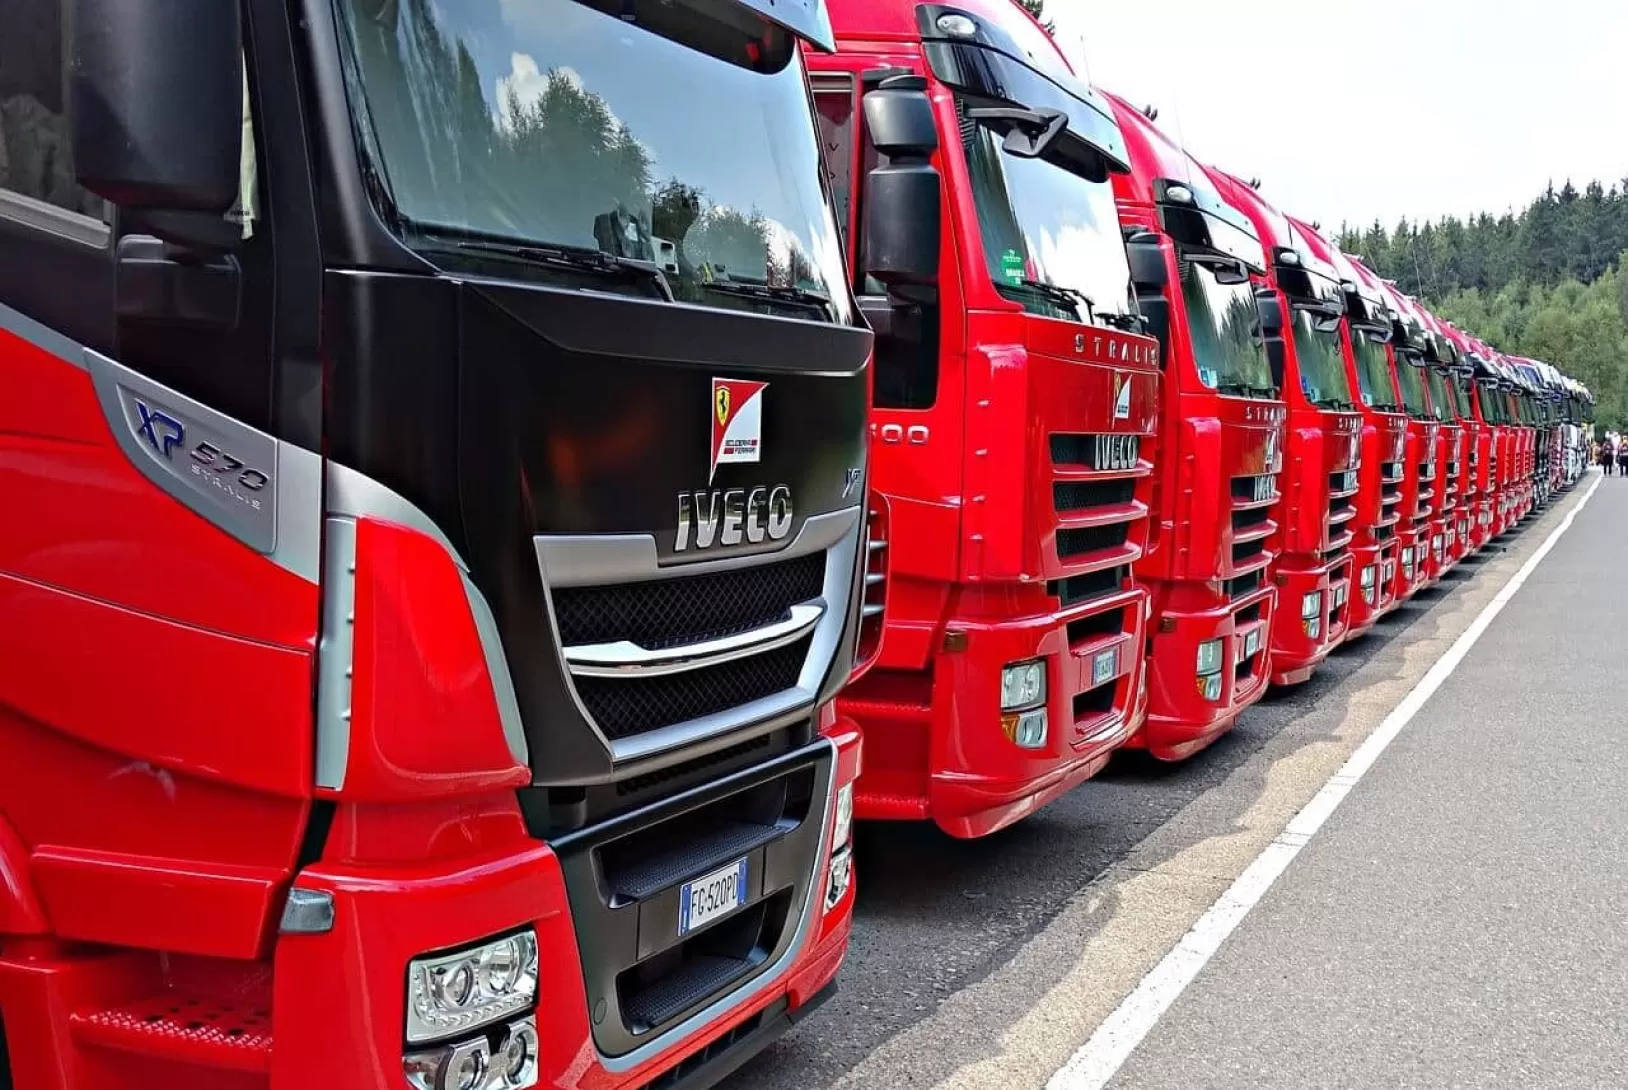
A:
[73,0,243,231]
[1124,230,1168,291]
[861,77,941,299]
[1255,288,1284,339]
[965,106,1068,160]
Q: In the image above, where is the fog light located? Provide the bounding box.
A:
[404,1017,537,1090]
[407,933,539,1044]
[1301,591,1322,620]
[1360,565,1376,588]
[1002,708,1048,749]
[826,846,854,911]
[1304,617,1322,638]
[832,784,854,852]
[1197,672,1223,702]
[1362,585,1375,605]
[1196,639,1224,676]
[1000,659,1046,712]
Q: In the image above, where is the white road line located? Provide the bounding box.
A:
[1047,474,1604,1090]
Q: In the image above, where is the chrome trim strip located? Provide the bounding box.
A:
[315,517,359,791]
[595,736,838,1074]
[566,602,825,679]
[0,189,110,249]
[533,507,859,589]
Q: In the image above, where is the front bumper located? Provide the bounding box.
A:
[1343,540,1399,639]
[1267,555,1354,686]
[274,729,861,1090]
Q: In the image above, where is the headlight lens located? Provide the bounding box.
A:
[1360,565,1376,588]
[1000,659,1046,711]
[407,932,539,1044]
[1195,639,1224,676]
[832,784,854,852]
[1301,591,1322,620]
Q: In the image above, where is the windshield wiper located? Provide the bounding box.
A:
[1312,395,1358,410]
[698,280,831,312]
[1008,278,1096,321]
[1099,311,1146,334]
[429,235,676,302]
[1216,380,1277,399]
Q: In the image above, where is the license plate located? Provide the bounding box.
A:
[1092,647,1117,686]
[1243,627,1262,658]
[1333,584,1347,608]
[679,858,749,937]
[1094,433,1139,471]
[1384,560,1396,581]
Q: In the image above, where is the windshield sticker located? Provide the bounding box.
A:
[1000,249,1026,286]
[1199,366,1219,388]
[1362,391,1374,406]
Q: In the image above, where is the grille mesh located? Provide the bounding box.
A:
[574,637,812,740]
[553,553,824,651]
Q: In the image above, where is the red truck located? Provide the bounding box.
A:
[1103,95,1285,760]
[1422,315,1484,565]
[804,0,1160,836]
[1344,261,1436,601]
[0,0,870,1087]
[1403,297,1465,580]
[1204,171,1359,685]
[1290,221,1405,638]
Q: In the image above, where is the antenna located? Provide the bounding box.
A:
[1142,103,1159,121]
[1249,177,1262,190]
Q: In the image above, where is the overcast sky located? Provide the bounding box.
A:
[1046,0,1628,234]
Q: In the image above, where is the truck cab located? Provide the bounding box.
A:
[1409,301,1466,578]
[1428,318,1486,563]
[1205,171,1358,685]
[0,0,868,1086]
[807,0,1161,837]
[1292,221,1407,638]
[1105,96,1285,761]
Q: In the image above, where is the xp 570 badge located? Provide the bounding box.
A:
[711,377,768,484]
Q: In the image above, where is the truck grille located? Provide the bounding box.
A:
[1049,432,1150,576]
[554,554,823,651]
[856,505,887,669]
[574,637,812,742]
[1379,461,1404,531]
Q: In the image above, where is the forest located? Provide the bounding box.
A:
[1337,183,1628,431]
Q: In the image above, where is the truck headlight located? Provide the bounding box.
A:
[1360,565,1376,588]
[405,1016,537,1090]
[407,932,539,1044]
[832,784,854,852]
[1195,639,1223,676]
[1301,591,1322,620]
[1000,659,1046,711]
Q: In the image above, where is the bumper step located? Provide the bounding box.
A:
[71,992,272,1073]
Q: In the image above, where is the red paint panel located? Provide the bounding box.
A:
[338,517,530,801]
[0,328,317,648]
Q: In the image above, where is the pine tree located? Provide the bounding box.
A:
[1017,0,1055,34]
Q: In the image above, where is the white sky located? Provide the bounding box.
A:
[1046,0,1628,234]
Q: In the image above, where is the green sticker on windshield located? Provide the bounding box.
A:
[1000,249,1026,286]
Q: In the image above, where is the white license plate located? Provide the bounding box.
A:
[679,858,748,937]
[1333,584,1347,608]
[1092,647,1117,686]
[1402,547,1413,564]
[1384,560,1396,581]
[1243,627,1262,658]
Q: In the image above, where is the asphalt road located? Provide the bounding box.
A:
[726,476,1599,1090]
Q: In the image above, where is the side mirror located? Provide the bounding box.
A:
[72,0,243,222]
[861,78,940,297]
[1124,230,1168,291]
[1254,288,1284,339]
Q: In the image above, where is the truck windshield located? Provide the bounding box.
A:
[1425,369,1457,421]
[1451,376,1473,417]
[1291,312,1354,408]
[1395,356,1431,418]
[962,113,1136,328]
[1181,261,1275,397]
[1351,333,1399,410]
[334,0,850,324]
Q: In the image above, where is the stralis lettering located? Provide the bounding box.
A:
[676,485,794,552]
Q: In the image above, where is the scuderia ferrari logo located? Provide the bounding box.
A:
[710,377,767,484]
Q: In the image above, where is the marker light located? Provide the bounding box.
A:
[936,13,978,36]
[1279,250,1301,266]
[407,933,539,1044]
[1165,184,1194,204]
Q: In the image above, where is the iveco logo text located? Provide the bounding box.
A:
[1094,433,1139,472]
[676,485,793,552]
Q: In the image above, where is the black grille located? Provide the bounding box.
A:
[553,553,824,651]
[1049,566,1129,608]
[1053,478,1135,512]
[574,638,812,741]
[1057,522,1130,559]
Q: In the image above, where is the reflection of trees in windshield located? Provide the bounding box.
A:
[1395,356,1430,417]
[337,0,843,319]
[1180,262,1274,395]
[1351,335,1399,409]
[1425,369,1457,421]
[1291,313,1353,407]
[961,107,1134,325]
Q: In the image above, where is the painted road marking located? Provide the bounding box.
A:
[1047,474,1603,1090]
